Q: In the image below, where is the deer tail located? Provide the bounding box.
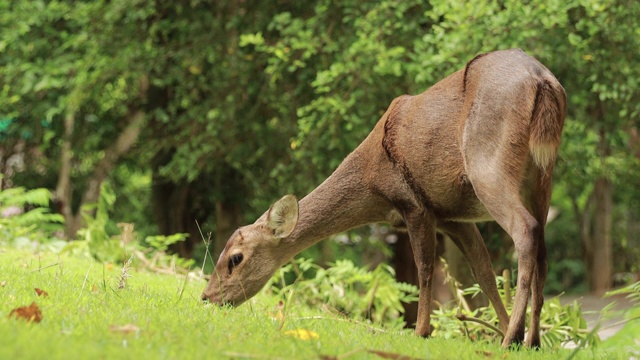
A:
[529,79,566,170]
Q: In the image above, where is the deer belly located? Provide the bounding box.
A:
[423,178,493,222]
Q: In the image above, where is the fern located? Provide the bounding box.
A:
[0,186,64,244]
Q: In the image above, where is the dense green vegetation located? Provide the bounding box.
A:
[2,0,639,292]
[1,2,640,354]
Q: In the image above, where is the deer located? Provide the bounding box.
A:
[201,48,566,348]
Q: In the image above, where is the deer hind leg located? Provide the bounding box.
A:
[525,166,553,348]
[439,222,510,335]
[472,183,540,348]
[403,208,438,338]
[463,141,541,347]
[461,94,543,347]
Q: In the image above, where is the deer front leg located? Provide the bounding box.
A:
[404,209,437,338]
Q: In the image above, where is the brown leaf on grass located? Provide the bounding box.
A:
[9,302,43,323]
[109,324,140,334]
[475,350,494,358]
[34,288,49,297]
[91,284,99,293]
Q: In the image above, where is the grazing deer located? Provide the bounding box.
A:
[202,48,566,348]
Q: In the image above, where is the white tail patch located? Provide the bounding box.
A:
[530,142,557,171]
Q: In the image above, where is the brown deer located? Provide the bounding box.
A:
[202,48,566,348]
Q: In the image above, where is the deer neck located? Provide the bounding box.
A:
[282,154,388,259]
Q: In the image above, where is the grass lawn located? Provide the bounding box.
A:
[0,247,630,359]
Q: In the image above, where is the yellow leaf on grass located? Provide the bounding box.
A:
[284,329,319,340]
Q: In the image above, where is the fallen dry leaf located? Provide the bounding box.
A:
[34,288,49,297]
[91,284,99,293]
[475,350,494,358]
[0,281,6,287]
[283,329,319,340]
[109,324,141,334]
[9,302,43,323]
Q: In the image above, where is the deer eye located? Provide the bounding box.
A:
[228,253,244,274]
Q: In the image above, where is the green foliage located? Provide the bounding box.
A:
[110,165,158,241]
[0,185,64,248]
[145,233,189,252]
[144,233,195,269]
[75,182,124,263]
[430,261,596,349]
[2,0,640,291]
[65,181,194,269]
[600,282,640,355]
[266,257,418,329]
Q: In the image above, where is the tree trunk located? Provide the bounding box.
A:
[55,111,76,238]
[68,110,147,238]
[574,195,593,289]
[56,109,147,240]
[391,231,419,328]
[591,176,613,293]
[214,200,243,257]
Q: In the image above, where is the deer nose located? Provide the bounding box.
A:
[201,293,209,302]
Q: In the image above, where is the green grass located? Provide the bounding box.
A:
[0,247,628,359]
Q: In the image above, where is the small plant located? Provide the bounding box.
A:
[66,181,194,271]
[265,257,418,329]
[433,258,596,348]
[142,233,194,270]
[75,181,126,263]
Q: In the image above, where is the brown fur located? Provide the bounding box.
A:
[202,49,566,349]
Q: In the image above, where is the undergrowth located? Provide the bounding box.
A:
[1,185,639,359]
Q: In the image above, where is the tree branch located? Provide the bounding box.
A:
[69,109,147,237]
[456,311,504,337]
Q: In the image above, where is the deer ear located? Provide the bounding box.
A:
[266,195,299,239]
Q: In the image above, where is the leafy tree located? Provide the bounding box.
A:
[0,1,151,237]
[2,0,639,295]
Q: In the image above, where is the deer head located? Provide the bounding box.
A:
[201,195,299,306]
